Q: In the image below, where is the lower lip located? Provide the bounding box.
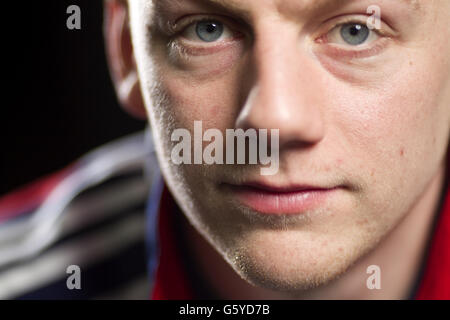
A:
[229,186,339,215]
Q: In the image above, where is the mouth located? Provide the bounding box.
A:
[223,181,342,215]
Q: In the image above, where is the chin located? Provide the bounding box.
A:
[222,228,367,294]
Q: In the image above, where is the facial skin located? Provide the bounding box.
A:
[106,0,450,298]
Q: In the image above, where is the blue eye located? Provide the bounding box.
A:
[340,23,370,45]
[195,20,224,42]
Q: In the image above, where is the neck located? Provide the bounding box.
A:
[180,165,446,299]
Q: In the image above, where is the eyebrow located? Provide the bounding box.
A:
[202,0,421,9]
[157,0,422,20]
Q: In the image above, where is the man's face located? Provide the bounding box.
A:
[127,0,450,291]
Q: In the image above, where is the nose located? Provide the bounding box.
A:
[236,25,326,148]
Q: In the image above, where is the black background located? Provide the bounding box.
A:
[1,1,145,196]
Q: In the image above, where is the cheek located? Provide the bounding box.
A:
[151,63,246,131]
[329,50,449,198]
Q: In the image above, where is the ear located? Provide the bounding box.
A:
[104,0,147,119]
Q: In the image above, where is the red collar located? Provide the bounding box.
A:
[152,179,450,300]
[414,178,450,299]
[151,187,195,299]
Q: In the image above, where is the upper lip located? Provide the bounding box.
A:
[227,181,338,193]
